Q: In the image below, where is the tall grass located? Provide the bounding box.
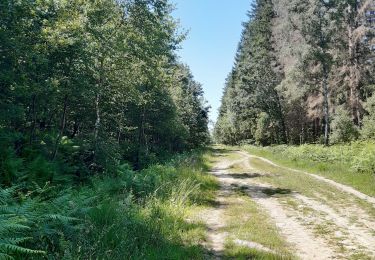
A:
[243,142,375,196]
[0,150,218,259]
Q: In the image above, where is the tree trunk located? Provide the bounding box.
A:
[94,93,101,156]
[29,94,36,145]
[322,66,330,146]
[274,89,287,144]
[347,1,369,127]
[135,109,145,170]
[347,2,362,126]
[93,58,104,159]
[52,94,68,160]
[71,120,79,138]
[117,128,121,144]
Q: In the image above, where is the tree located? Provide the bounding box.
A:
[0,0,209,182]
[335,0,374,126]
[289,0,337,145]
[215,0,287,145]
[216,0,375,145]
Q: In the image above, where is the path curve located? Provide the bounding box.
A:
[205,152,336,259]
[236,150,375,257]
[237,151,375,207]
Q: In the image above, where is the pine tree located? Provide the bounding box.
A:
[215,0,286,144]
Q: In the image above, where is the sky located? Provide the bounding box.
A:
[172,0,251,125]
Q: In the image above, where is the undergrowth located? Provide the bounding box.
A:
[0,150,217,259]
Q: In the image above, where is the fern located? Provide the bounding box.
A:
[0,213,46,258]
[0,252,13,260]
[0,242,45,257]
[45,214,79,222]
[0,187,45,258]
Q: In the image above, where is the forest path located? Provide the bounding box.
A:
[201,147,375,259]
[237,151,375,207]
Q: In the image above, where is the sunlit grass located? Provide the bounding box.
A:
[205,148,294,259]
[208,146,375,260]
[230,148,375,259]
[222,194,293,259]
[247,157,375,217]
[68,149,221,259]
[243,144,375,197]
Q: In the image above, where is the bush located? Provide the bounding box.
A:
[330,106,359,144]
[255,112,271,146]
[0,131,24,186]
[0,147,23,186]
[0,188,45,259]
[0,186,84,259]
[361,95,375,140]
[352,147,375,174]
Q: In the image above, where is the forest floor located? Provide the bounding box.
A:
[198,146,375,259]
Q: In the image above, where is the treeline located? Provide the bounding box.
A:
[215,0,375,146]
[0,0,210,186]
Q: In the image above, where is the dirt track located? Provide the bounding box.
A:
[202,149,375,259]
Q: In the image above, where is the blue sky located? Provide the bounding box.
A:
[172,0,251,124]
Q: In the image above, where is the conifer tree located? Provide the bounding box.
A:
[215,0,286,145]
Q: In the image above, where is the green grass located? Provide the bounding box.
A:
[213,146,375,260]
[228,149,375,259]
[206,147,294,259]
[224,243,292,260]
[74,149,220,259]
[247,157,375,217]
[243,143,375,197]
[222,195,293,259]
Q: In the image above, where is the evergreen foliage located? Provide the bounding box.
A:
[215,0,286,145]
[361,95,375,139]
[331,106,359,143]
[215,0,375,145]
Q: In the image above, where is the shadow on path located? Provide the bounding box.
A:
[215,172,264,179]
[229,182,293,198]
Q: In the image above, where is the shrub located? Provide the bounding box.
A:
[0,131,24,186]
[330,106,359,144]
[0,186,82,259]
[352,147,375,174]
[0,147,23,186]
[361,95,375,140]
[255,112,271,146]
